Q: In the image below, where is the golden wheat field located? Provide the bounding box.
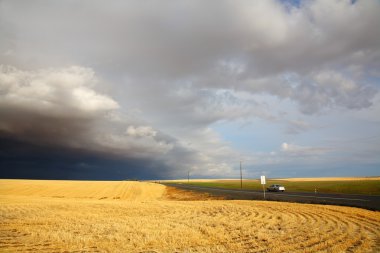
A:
[0,180,379,253]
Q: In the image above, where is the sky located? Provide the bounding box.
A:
[0,0,379,180]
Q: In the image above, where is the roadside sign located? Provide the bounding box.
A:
[260,175,266,199]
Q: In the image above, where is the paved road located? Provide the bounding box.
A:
[163,183,380,211]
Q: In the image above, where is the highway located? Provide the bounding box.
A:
[163,183,380,211]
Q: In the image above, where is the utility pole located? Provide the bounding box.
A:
[240,160,243,189]
[188,171,190,183]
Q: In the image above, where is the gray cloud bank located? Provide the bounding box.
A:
[1,0,379,179]
[0,66,208,179]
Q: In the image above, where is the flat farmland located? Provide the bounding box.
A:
[168,177,380,195]
[0,180,166,201]
[1,180,379,252]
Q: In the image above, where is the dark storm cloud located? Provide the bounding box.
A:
[0,65,204,179]
[0,136,176,180]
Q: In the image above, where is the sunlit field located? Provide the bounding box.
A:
[1,180,379,252]
[167,177,380,195]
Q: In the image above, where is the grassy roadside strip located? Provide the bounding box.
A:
[170,180,380,195]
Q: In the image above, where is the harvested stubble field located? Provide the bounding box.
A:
[0,180,379,253]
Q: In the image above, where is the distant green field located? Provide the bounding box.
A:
[173,180,380,195]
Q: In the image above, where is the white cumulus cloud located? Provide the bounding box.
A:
[126,125,157,138]
[0,65,119,116]
[281,142,329,156]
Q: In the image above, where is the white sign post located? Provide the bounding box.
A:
[260,175,266,199]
